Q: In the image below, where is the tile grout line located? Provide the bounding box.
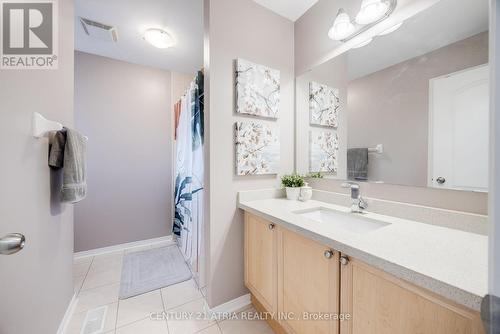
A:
[113,301,120,334]
[113,270,121,334]
[115,314,157,332]
[115,290,166,331]
[75,256,94,296]
[79,280,121,295]
[80,253,123,293]
[159,286,171,333]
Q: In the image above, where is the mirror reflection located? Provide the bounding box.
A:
[295,0,489,192]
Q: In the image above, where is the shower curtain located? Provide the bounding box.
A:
[173,71,204,276]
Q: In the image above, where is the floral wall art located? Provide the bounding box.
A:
[309,130,339,173]
[309,81,339,127]
[236,58,280,119]
[235,121,280,175]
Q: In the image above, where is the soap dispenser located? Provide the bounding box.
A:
[299,182,312,202]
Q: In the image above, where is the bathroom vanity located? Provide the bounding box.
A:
[238,0,490,332]
[240,196,486,334]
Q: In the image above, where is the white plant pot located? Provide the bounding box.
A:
[285,187,301,200]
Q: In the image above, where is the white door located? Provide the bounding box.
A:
[428,64,489,192]
[0,1,74,333]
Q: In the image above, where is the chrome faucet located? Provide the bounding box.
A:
[341,182,368,213]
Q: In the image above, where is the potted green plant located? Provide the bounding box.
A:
[281,174,305,200]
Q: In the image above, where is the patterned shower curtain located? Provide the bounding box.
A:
[173,71,204,274]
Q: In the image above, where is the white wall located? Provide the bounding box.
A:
[204,0,294,307]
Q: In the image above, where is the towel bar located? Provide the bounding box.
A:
[33,112,63,138]
[32,112,88,141]
[368,144,383,154]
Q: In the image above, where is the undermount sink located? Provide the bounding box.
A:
[294,207,391,234]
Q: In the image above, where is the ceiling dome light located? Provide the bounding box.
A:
[355,0,389,25]
[328,9,355,41]
[143,28,175,49]
[353,37,373,49]
[378,22,403,36]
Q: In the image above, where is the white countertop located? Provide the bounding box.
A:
[238,198,488,311]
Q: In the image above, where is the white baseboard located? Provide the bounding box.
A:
[205,294,252,316]
[56,293,77,334]
[74,235,174,260]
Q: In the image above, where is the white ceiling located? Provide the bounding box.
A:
[348,0,489,80]
[252,0,319,21]
[75,0,203,74]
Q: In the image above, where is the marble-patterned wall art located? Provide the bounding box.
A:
[309,130,339,173]
[309,81,339,127]
[235,121,280,175]
[236,58,280,119]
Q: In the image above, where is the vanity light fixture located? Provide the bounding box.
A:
[328,0,397,44]
[143,28,175,49]
[328,9,355,41]
[353,38,373,48]
[356,0,390,25]
[378,22,403,36]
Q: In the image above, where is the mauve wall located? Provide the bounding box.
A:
[74,52,172,252]
[204,0,294,307]
[348,32,489,187]
[296,54,349,179]
[294,0,358,74]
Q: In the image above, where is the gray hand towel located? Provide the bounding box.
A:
[62,128,87,203]
[48,129,67,169]
[347,148,368,181]
[481,294,500,333]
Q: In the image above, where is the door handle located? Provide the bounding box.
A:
[436,177,446,184]
[0,233,26,255]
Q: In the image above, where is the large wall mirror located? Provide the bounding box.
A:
[295,0,489,192]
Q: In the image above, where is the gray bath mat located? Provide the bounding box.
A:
[119,245,192,299]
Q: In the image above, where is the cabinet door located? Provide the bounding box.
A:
[244,213,277,312]
[278,228,340,334]
[340,256,484,334]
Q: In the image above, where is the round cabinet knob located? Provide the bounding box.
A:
[268,223,275,230]
[340,255,350,265]
[436,177,446,185]
[324,250,334,259]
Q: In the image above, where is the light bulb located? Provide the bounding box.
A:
[328,9,355,41]
[143,28,175,49]
[355,0,389,25]
[378,22,403,36]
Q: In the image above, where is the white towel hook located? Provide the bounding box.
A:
[33,112,63,138]
[368,144,384,154]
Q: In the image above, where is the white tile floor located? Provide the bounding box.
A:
[69,242,274,334]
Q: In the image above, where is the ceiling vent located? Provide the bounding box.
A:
[80,17,118,42]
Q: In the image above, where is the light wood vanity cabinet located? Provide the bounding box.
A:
[277,228,340,334]
[244,213,277,313]
[243,212,484,334]
[340,257,484,334]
